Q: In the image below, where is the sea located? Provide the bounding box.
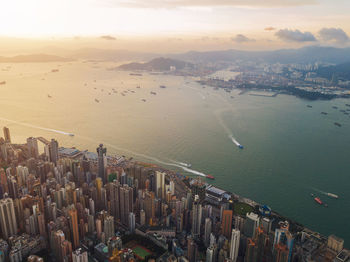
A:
[0,61,349,245]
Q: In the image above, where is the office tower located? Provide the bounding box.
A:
[72,248,88,262]
[221,209,233,239]
[140,209,146,225]
[0,198,18,239]
[272,243,289,262]
[129,212,135,233]
[109,181,120,221]
[27,137,39,158]
[274,222,294,262]
[104,215,114,241]
[120,185,133,225]
[187,235,198,262]
[96,144,107,184]
[3,127,10,143]
[230,229,240,262]
[191,195,202,239]
[243,213,260,238]
[245,238,258,262]
[49,139,59,164]
[206,245,216,262]
[68,208,80,249]
[261,217,272,234]
[204,218,212,247]
[156,171,165,199]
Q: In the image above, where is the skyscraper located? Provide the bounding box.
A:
[68,208,80,249]
[0,198,17,239]
[156,171,165,200]
[221,209,233,239]
[3,127,10,143]
[230,229,240,262]
[72,248,88,262]
[104,215,115,242]
[49,139,59,164]
[191,195,202,239]
[96,144,107,184]
[204,218,212,247]
[27,137,39,159]
[129,212,135,233]
[243,213,260,238]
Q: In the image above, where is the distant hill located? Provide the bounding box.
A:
[170,46,350,64]
[0,54,72,63]
[316,62,350,81]
[117,57,193,71]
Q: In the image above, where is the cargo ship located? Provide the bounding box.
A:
[314,197,323,205]
[206,174,215,180]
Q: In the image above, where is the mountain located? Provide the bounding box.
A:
[170,46,350,64]
[316,62,350,81]
[69,48,157,62]
[117,57,193,71]
[0,54,72,63]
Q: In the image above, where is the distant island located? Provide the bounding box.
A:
[0,54,73,63]
[117,57,194,71]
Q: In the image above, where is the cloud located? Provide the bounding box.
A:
[231,34,255,43]
[264,27,276,31]
[99,0,316,8]
[318,28,349,44]
[275,29,316,42]
[100,35,116,40]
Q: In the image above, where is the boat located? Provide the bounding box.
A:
[332,106,338,109]
[0,81,6,85]
[326,193,339,199]
[307,105,312,108]
[206,174,215,180]
[159,85,166,89]
[136,86,140,88]
[334,122,341,127]
[150,91,157,95]
[310,193,314,197]
[95,99,99,103]
[345,104,350,107]
[179,163,192,168]
[141,99,146,102]
[340,110,346,113]
[51,69,59,72]
[230,96,234,99]
[68,133,75,137]
[321,112,328,115]
[314,197,323,205]
[129,73,143,76]
[47,95,52,98]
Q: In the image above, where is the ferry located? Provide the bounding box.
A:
[327,193,339,199]
[206,174,215,180]
[314,197,323,205]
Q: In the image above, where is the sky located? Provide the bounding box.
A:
[0,0,349,52]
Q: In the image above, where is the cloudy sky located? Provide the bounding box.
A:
[0,0,349,51]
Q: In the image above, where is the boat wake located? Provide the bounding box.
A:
[0,117,74,137]
[77,135,207,177]
[170,160,192,168]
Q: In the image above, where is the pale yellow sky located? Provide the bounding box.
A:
[0,0,349,51]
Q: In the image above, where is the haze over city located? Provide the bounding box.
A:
[0,1,350,262]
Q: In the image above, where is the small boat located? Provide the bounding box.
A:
[332,106,338,109]
[206,174,215,180]
[150,91,157,95]
[345,104,350,107]
[51,69,59,72]
[326,193,338,199]
[310,193,314,197]
[47,95,52,98]
[0,81,6,85]
[334,122,341,127]
[307,105,312,108]
[95,99,100,103]
[141,99,146,102]
[159,85,166,89]
[230,96,234,99]
[68,133,75,137]
[314,197,323,205]
[136,86,140,88]
[321,112,328,115]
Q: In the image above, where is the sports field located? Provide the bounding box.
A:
[132,245,152,260]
